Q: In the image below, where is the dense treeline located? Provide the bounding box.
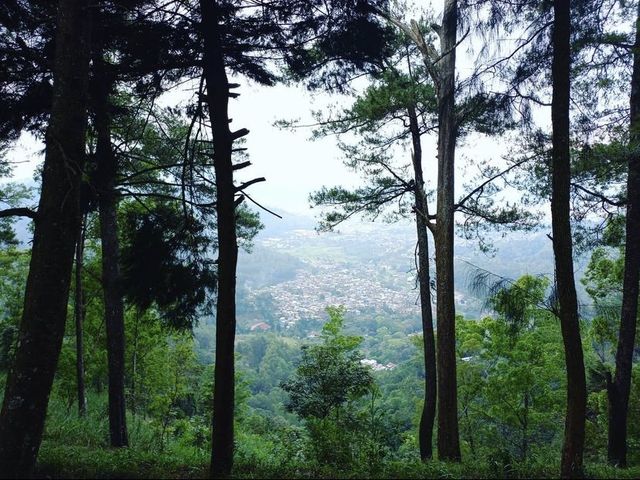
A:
[0,0,639,478]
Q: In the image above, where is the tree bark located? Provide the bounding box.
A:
[408,105,437,461]
[95,54,128,448]
[75,214,87,417]
[0,0,92,476]
[435,0,461,462]
[522,392,529,461]
[131,309,140,416]
[200,1,239,477]
[607,0,640,468]
[378,1,461,460]
[551,2,586,478]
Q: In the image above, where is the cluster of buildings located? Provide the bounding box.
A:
[261,261,421,329]
[360,358,398,371]
[245,226,482,329]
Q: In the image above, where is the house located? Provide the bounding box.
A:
[250,322,271,332]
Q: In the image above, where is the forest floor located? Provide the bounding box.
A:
[34,441,640,479]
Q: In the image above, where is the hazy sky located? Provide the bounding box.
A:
[6,80,519,215]
[4,1,543,222]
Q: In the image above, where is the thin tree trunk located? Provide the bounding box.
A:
[75,214,88,417]
[200,0,242,476]
[551,2,586,477]
[377,2,461,460]
[607,0,640,467]
[408,104,437,461]
[0,0,92,476]
[463,406,476,455]
[522,392,529,461]
[435,0,461,462]
[131,309,140,416]
[95,54,128,448]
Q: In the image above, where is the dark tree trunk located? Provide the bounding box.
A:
[131,309,140,416]
[607,0,640,468]
[95,55,128,448]
[0,0,92,476]
[408,105,437,461]
[435,0,461,462]
[522,392,529,461]
[200,1,241,476]
[75,214,88,417]
[463,406,475,455]
[551,2,586,477]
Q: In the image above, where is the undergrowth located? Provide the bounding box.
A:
[33,394,640,479]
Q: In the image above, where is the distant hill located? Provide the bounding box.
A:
[237,211,592,333]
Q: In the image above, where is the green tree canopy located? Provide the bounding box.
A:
[281,306,374,420]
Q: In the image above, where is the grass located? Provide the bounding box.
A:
[36,443,208,479]
[35,441,640,479]
[28,393,640,479]
[36,393,208,478]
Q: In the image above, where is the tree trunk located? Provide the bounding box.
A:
[75,214,88,417]
[463,406,476,455]
[95,55,128,448]
[408,105,437,461]
[551,2,586,477]
[435,0,461,462]
[607,0,640,467]
[200,1,241,477]
[0,0,92,476]
[131,309,140,416]
[522,392,529,461]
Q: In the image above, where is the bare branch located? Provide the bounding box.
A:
[235,177,266,192]
[231,128,250,141]
[232,161,252,171]
[0,208,37,220]
[241,191,283,219]
[571,182,626,207]
[455,156,533,210]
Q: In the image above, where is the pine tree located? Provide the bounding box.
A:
[0,0,92,475]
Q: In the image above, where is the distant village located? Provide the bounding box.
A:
[243,228,479,332]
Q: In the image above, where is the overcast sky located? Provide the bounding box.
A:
[4,1,547,222]
[6,80,519,215]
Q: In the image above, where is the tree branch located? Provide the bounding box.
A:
[0,208,37,219]
[455,156,533,210]
[241,191,282,219]
[371,7,441,87]
[571,182,626,207]
[235,177,266,192]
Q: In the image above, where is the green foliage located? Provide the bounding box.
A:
[601,214,626,247]
[120,201,217,330]
[0,182,33,247]
[306,56,434,230]
[110,103,262,330]
[4,286,639,479]
[586,365,640,465]
[282,306,373,419]
[456,92,515,137]
[311,69,436,139]
[579,240,640,464]
[489,275,550,335]
[582,247,624,301]
[280,306,404,471]
[572,140,628,204]
[0,247,29,369]
[37,393,208,479]
[581,241,624,373]
[456,283,566,463]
